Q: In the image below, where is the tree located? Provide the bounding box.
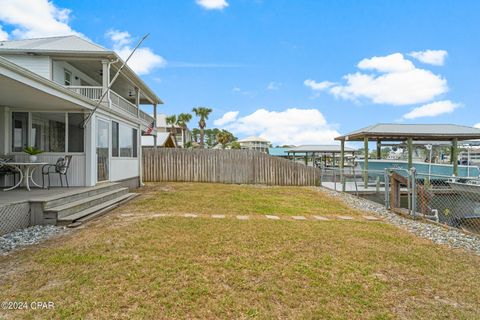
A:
[165,115,177,143]
[216,130,235,149]
[191,128,200,143]
[230,141,241,149]
[177,113,192,148]
[192,107,212,148]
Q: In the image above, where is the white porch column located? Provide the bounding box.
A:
[101,60,110,106]
[135,87,140,117]
[85,113,96,186]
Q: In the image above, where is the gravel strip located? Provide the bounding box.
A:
[0,225,66,256]
[317,187,480,255]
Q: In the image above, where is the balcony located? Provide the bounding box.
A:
[65,86,155,124]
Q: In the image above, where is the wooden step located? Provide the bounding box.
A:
[43,183,122,209]
[58,193,137,225]
[45,188,129,219]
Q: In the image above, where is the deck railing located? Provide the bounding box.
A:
[66,86,155,124]
[66,86,103,100]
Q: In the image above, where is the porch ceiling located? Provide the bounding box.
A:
[0,74,88,111]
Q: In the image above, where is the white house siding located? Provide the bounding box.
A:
[13,153,86,187]
[111,158,139,181]
[52,61,100,86]
[0,54,51,79]
[0,108,6,154]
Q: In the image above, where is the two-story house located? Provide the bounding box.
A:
[0,35,162,188]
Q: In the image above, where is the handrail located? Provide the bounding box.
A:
[65,86,102,100]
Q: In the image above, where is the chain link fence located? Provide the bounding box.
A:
[320,166,480,235]
[0,202,31,236]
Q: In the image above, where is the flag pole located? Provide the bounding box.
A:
[81,33,150,128]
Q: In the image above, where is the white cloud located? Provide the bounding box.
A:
[196,0,229,10]
[0,0,84,39]
[214,111,239,126]
[474,123,480,129]
[305,52,448,106]
[0,25,9,41]
[304,79,335,91]
[409,50,448,66]
[220,108,340,145]
[106,30,166,75]
[357,53,415,73]
[402,100,460,120]
[267,81,281,90]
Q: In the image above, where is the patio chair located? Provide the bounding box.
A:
[42,155,73,189]
[0,156,19,187]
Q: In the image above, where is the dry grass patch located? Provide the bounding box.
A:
[0,182,479,319]
[129,182,363,217]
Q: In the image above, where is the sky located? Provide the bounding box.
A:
[0,0,479,146]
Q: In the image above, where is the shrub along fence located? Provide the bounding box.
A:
[142,148,321,186]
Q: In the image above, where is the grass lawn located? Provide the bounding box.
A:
[0,182,479,319]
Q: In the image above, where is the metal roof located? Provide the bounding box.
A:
[0,36,162,104]
[286,145,356,153]
[335,123,480,141]
[0,35,109,53]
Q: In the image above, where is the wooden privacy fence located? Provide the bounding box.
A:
[142,148,321,186]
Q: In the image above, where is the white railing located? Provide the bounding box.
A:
[66,86,103,100]
[66,85,155,124]
[110,90,137,116]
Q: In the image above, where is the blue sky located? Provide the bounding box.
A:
[1,0,479,145]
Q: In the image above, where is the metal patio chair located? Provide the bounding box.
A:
[42,155,73,189]
[0,156,19,187]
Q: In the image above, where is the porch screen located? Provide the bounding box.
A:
[31,113,65,152]
[11,112,28,152]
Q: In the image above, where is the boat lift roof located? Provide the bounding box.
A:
[335,123,480,142]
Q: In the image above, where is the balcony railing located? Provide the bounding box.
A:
[109,90,137,115]
[66,86,103,100]
[65,86,155,124]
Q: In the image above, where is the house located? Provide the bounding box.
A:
[155,113,192,148]
[0,35,162,189]
[141,132,177,148]
[238,136,270,153]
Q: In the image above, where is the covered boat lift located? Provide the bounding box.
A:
[335,123,480,185]
[286,145,356,167]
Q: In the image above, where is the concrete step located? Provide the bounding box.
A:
[58,193,137,226]
[43,183,122,209]
[45,187,129,219]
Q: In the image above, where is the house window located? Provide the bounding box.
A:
[64,69,72,86]
[11,112,85,153]
[31,113,65,152]
[112,122,137,158]
[132,129,138,158]
[68,113,85,152]
[112,121,119,157]
[11,112,28,152]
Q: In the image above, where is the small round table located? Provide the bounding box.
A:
[2,162,48,191]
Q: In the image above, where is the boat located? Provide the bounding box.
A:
[357,159,480,178]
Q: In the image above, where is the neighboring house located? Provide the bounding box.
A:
[0,35,162,188]
[238,136,270,153]
[155,114,192,148]
[141,132,176,148]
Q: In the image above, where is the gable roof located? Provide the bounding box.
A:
[335,123,480,141]
[0,35,110,53]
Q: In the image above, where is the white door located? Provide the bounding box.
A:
[96,118,110,182]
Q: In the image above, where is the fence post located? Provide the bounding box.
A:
[384,169,390,209]
[410,167,417,219]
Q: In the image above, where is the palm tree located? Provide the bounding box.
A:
[192,107,212,148]
[177,113,192,148]
[216,130,235,149]
[191,128,200,143]
[165,115,177,144]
